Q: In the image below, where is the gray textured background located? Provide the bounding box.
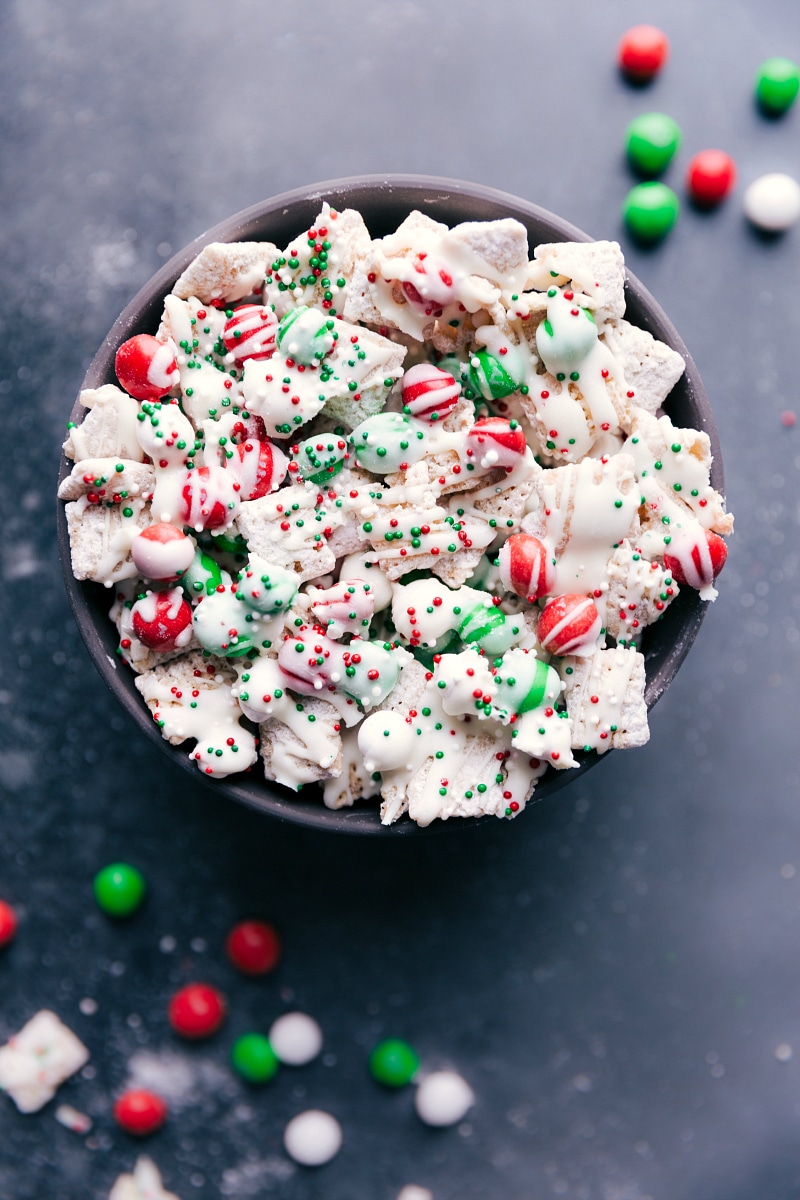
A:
[1,1,800,1197]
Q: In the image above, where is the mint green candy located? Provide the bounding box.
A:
[625,113,681,176]
[623,182,680,243]
[756,57,800,115]
[231,1033,279,1083]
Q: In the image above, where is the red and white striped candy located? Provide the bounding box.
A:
[229,437,288,501]
[222,305,278,364]
[132,587,193,651]
[180,465,240,531]
[538,594,602,657]
[664,530,727,593]
[131,523,195,581]
[466,418,527,467]
[115,334,179,401]
[402,363,461,421]
[401,256,457,309]
[498,533,555,601]
[310,578,375,639]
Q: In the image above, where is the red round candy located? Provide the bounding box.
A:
[0,900,18,948]
[226,919,282,976]
[618,25,669,82]
[131,588,193,652]
[168,983,226,1039]
[222,304,278,364]
[131,523,195,582]
[113,1089,168,1136]
[115,334,179,401]
[664,530,728,590]
[230,437,288,501]
[498,533,555,602]
[538,594,602,656]
[180,464,240,531]
[686,150,737,207]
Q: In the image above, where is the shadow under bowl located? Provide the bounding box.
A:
[57,174,724,835]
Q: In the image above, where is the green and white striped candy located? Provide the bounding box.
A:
[291,433,349,484]
[465,349,520,401]
[276,305,336,365]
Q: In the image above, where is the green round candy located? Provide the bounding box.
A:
[756,57,800,114]
[231,1033,280,1084]
[625,113,682,176]
[622,182,680,243]
[93,863,146,917]
[369,1038,420,1087]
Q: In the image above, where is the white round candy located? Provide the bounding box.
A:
[268,1012,323,1065]
[358,710,416,773]
[283,1109,342,1166]
[743,172,800,232]
[414,1070,475,1127]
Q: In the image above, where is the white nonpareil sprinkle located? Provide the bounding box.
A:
[54,1104,93,1134]
[283,1109,342,1166]
[397,1187,434,1200]
[268,1013,323,1066]
[743,173,800,232]
[775,1042,793,1062]
[414,1070,475,1127]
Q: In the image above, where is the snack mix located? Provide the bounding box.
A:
[60,202,733,826]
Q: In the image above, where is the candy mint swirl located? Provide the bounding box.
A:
[236,556,299,615]
[276,305,337,365]
[349,412,428,474]
[465,348,520,400]
[535,288,598,378]
[291,432,349,484]
[454,598,522,656]
[491,649,561,720]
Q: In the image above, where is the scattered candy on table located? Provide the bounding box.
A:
[686,150,737,207]
[268,1012,323,1065]
[396,1188,434,1200]
[625,112,682,176]
[369,1038,420,1087]
[109,1156,181,1200]
[93,863,147,918]
[414,1070,475,1127]
[617,24,669,83]
[743,173,800,232]
[0,898,18,947]
[225,918,281,976]
[622,181,680,242]
[167,983,226,1039]
[0,1010,89,1113]
[781,411,796,428]
[755,56,800,115]
[283,1109,343,1167]
[230,1032,280,1084]
[113,1088,169,1136]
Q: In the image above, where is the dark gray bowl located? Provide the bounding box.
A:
[57,175,724,834]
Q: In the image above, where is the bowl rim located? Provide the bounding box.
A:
[57,173,723,836]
